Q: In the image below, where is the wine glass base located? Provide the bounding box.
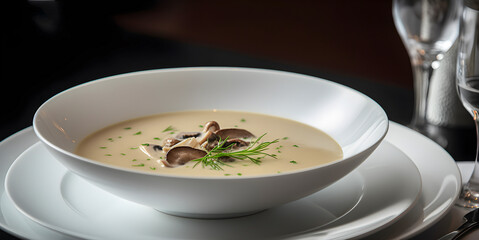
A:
[456,187,479,208]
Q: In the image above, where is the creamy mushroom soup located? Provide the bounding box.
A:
[75,110,343,177]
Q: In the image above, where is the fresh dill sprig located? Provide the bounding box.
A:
[192,133,279,171]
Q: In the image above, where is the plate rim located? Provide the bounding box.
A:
[383,122,462,238]
[0,127,40,239]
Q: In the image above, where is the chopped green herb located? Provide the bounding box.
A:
[237,173,243,176]
[162,126,176,133]
[120,153,126,156]
[118,136,122,139]
[240,118,246,122]
[224,174,231,176]
[130,147,138,150]
[132,159,137,162]
[293,145,299,147]
[199,125,204,128]
[282,137,289,140]
[107,138,114,142]
[276,145,283,153]
[105,154,112,156]
[169,132,175,134]
[124,127,132,130]
[290,160,298,164]
[153,137,161,140]
[149,167,156,170]
[132,163,144,167]
[99,147,107,149]
[142,143,150,146]
[234,125,238,127]
[134,131,142,135]
[146,158,151,161]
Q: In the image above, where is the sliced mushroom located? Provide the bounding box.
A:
[215,139,250,163]
[175,132,202,139]
[139,144,163,159]
[196,130,214,145]
[202,132,220,151]
[165,146,207,167]
[215,128,255,140]
[162,137,200,153]
[163,138,181,148]
[223,138,250,149]
[172,131,213,146]
[203,121,220,133]
[218,156,236,162]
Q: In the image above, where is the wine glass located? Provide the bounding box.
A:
[393,0,462,131]
[456,0,479,208]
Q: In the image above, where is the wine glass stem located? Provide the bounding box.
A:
[467,111,479,189]
[411,59,434,128]
[457,111,479,208]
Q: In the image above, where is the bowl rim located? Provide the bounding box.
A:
[33,67,389,180]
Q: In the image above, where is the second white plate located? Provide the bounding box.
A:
[5,139,421,239]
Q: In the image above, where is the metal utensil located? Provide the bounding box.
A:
[439,208,479,240]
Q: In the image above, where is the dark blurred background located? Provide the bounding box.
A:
[1,0,413,142]
[1,1,471,239]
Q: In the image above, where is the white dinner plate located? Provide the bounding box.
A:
[0,128,72,239]
[365,123,462,239]
[5,132,421,240]
[0,122,461,239]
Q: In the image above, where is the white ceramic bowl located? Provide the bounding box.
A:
[33,67,388,218]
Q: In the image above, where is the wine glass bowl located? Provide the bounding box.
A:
[393,0,463,130]
[393,0,461,58]
[456,0,479,208]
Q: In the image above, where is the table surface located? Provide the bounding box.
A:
[1,1,478,239]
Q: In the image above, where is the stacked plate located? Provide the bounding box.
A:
[0,121,461,239]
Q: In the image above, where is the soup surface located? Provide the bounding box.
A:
[75,110,343,177]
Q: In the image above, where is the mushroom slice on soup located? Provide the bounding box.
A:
[139,144,163,159]
[215,128,255,140]
[162,137,200,153]
[165,146,207,167]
